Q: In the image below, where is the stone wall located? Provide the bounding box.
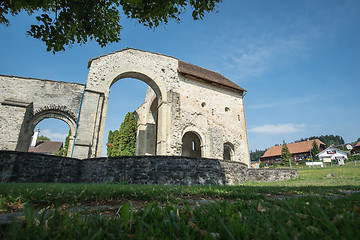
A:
[80,156,248,185]
[0,151,80,183]
[247,168,299,182]
[0,151,297,184]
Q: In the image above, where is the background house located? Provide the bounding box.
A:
[250,161,260,168]
[28,141,63,155]
[351,142,360,155]
[260,139,326,165]
[27,128,63,155]
[317,147,348,165]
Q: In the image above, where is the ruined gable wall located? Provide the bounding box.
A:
[0,75,84,151]
[86,49,179,95]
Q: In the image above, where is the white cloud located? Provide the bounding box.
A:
[213,3,354,82]
[40,129,67,142]
[248,123,306,134]
[220,34,308,81]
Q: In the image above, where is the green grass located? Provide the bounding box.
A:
[245,162,360,187]
[0,163,359,239]
[1,195,359,239]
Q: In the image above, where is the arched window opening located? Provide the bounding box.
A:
[182,131,202,158]
[28,118,71,156]
[223,143,234,161]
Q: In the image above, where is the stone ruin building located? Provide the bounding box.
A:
[0,48,250,166]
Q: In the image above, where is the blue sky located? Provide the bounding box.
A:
[1,0,359,155]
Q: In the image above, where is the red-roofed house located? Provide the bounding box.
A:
[351,142,360,155]
[260,139,326,165]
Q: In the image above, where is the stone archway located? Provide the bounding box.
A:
[68,48,249,164]
[15,107,77,154]
[72,49,176,158]
[97,68,167,157]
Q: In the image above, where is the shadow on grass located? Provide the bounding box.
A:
[1,183,360,210]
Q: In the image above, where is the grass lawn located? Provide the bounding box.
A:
[0,163,359,239]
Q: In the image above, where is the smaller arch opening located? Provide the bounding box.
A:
[225,107,230,112]
[223,143,234,161]
[28,118,72,156]
[182,131,202,158]
[201,102,206,107]
[21,109,76,155]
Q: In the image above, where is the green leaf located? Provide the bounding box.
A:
[119,203,130,230]
[24,204,35,228]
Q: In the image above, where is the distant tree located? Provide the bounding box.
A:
[107,112,137,157]
[352,138,360,145]
[63,129,71,156]
[0,0,222,53]
[297,135,344,147]
[107,130,120,157]
[54,129,71,157]
[250,149,267,162]
[311,140,320,161]
[118,112,137,156]
[107,130,115,157]
[281,140,292,167]
[38,135,50,141]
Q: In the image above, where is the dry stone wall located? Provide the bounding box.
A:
[0,151,298,184]
[247,168,299,182]
[0,151,80,183]
[80,156,248,185]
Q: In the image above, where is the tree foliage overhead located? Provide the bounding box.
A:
[1,0,222,53]
[107,112,137,157]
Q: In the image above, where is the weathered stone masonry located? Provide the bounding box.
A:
[0,75,84,155]
[0,151,298,185]
[0,48,300,185]
[0,48,251,165]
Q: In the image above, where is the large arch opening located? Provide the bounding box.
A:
[102,76,160,157]
[182,131,202,158]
